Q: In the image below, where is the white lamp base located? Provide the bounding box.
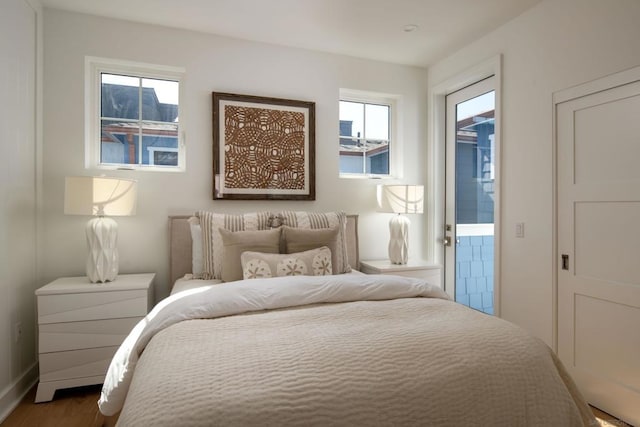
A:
[388,214,409,265]
[86,217,119,283]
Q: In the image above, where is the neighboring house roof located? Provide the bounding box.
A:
[457,109,495,144]
[101,83,178,122]
[457,109,495,130]
[339,120,389,156]
[339,139,389,156]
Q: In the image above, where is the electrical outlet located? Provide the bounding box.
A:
[14,322,22,343]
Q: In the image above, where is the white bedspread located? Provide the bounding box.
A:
[98,274,448,416]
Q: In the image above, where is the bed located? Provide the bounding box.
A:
[99,212,595,426]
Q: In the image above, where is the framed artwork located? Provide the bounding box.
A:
[212,92,316,200]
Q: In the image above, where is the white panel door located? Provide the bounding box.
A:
[557,70,640,425]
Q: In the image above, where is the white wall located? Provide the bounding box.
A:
[42,9,428,299]
[428,0,640,344]
[0,0,41,420]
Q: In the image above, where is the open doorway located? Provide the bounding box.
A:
[444,76,496,314]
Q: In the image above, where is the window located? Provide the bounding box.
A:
[339,90,397,177]
[85,57,186,171]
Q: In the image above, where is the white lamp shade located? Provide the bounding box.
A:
[65,176,137,216]
[377,185,424,214]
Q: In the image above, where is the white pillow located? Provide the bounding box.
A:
[241,247,332,280]
[188,216,204,278]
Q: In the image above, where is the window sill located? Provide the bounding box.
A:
[339,173,394,180]
[89,164,185,173]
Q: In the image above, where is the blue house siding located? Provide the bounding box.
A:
[103,133,177,166]
[455,234,494,314]
[100,83,179,166]
[453,104,495,314]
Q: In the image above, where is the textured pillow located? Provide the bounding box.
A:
[241,247,332,279]
[197,211,273,279]
[275,211,351,273]
[219,228,281,282]
[283,226,341,274]
[188,216,204,278]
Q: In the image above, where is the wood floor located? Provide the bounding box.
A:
[0,384,630,427]
[1,384,104,427]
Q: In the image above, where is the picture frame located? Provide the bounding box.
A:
[212,92,316,200]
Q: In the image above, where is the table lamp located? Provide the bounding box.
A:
[64,176,138,283]
[377,184,424,264]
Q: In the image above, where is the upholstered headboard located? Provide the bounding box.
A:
[169,214,360,286]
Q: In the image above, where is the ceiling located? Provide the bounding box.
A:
[40,0,542,67]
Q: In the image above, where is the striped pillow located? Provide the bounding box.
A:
[275,211,351,274]
[196,211,273,280]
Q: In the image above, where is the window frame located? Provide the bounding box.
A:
[339,89,399,179]
[85,56,186,172]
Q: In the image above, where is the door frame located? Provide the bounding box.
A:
[427,55,502,314]
[552,64,640,352]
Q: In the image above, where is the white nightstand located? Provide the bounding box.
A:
[359,260,442,285]
[35,273,155,403]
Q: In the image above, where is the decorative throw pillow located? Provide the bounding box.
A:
[275,211,351,273]
[188,216,204,278]
[241,247,333,279]
[197,211,273,280]
[282,226,341,274]
[219,228,281,283]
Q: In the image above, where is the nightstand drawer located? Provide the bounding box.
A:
[39,346,120,382]
[39,317,142,353]
[38,289,148,324]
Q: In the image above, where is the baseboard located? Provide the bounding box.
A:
[0,362,39,423]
